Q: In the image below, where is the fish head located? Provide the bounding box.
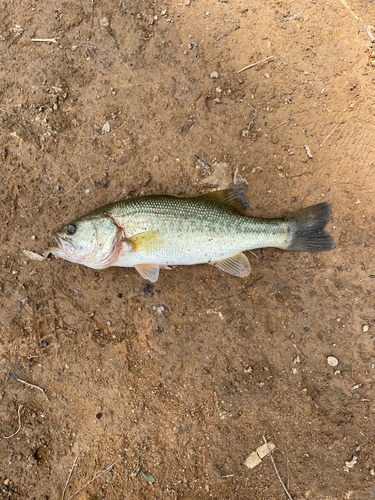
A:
[50,214,123,269]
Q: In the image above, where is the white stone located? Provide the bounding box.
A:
[327,356,338,367]
[244,452,262,469]
[102,122,111,133]
[256,442,275,459]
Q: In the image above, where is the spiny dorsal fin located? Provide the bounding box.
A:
[211,252,251,277]
[135,263,160,282]
[197,187,249,212]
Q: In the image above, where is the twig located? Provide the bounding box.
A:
[9,373,49,402]
[293,344,309,362]
[237,56,273,74]
[364,24,375,42]
[338,0,360,20]
[319,124,339,148]
[299,187,319,209]
[287,170,316,179]
[62,456,78,500]
[216,25,239,41]
[274,121,287,129]
[3,404,23,439]
[262,436,293,500]
[31,38,58,44]
[285,444,290,490]
[198,295,234,310]
[67,458,124,500]
[242,105,258,137]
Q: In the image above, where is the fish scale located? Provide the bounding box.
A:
[109,196,289,266]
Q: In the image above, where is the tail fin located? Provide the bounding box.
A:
[284,202,335,252]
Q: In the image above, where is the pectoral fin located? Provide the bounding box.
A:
[212,252,251,277]
[135,263,160,282]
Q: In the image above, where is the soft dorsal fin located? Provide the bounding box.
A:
[135,263,160,282]
[211,252,251,277]
[197,187,249,212]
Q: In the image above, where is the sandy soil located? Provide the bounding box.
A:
[1,1,375,499]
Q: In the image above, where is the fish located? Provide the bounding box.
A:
[49,187,335,282]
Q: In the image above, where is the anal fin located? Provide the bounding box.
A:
[212,252,251,277]
[135,263,160,282]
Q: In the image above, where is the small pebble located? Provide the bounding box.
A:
[345,456,357,468]
[304,144,313,159]
[327,356,338,367]
[210,71,219,79]
[100,17,110,27]
[363,324,369,333]
[106,320,112,326]
[31,235,36,240]
[185,0,191,5]
[102,122,111,133]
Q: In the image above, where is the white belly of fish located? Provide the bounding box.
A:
[113,230,288,268]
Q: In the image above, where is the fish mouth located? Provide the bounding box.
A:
[49,233,74,259]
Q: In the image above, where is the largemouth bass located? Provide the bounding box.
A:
[49,187,334,282]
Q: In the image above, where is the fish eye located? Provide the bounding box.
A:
[66,223,78,235]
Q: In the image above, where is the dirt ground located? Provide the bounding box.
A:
[1,0,375,498]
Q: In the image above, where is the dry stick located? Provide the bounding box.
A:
[216,25,240,41]
[299,187,320,210]
[338,0,360,21]
[10,374,49,402]
[274,121,287,129]
[3,405,23,439]
[319,123,339,148]
[67,458,124,500]
[31,38,58,43]
[62,456,78,500]
[238,56,273,74]
[364,24,375,42]
[293,344,309,362]
[262,436,293,500]
[243,105,258,137]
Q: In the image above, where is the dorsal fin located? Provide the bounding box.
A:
[197,187,249,212]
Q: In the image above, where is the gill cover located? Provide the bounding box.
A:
[50,214,123,269]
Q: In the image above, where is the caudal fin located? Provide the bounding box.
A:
[284,202,335,252]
